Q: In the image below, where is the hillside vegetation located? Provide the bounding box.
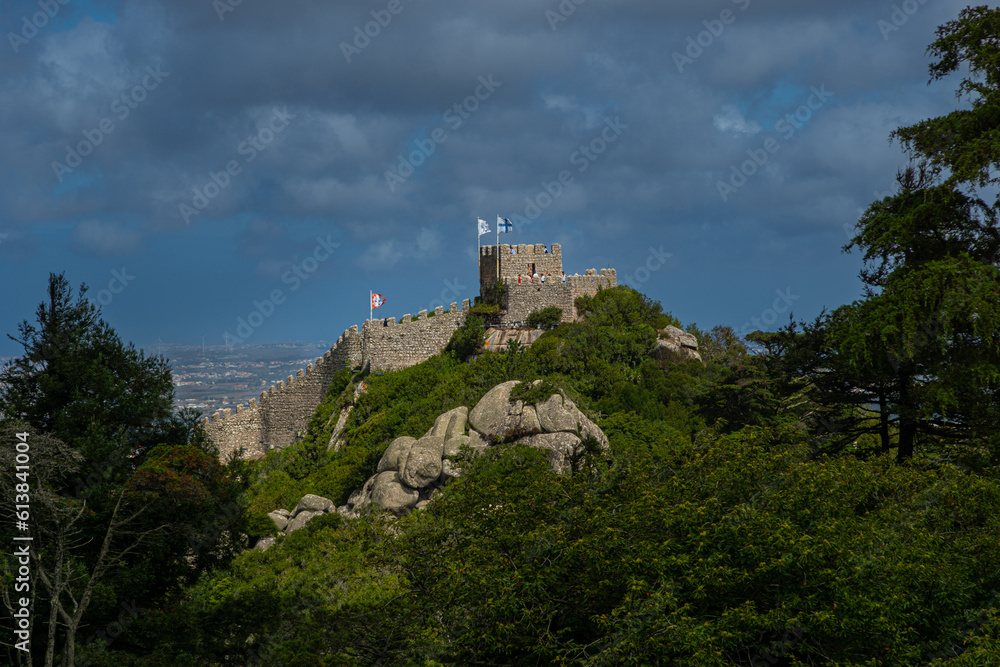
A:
[79,285,1000,666]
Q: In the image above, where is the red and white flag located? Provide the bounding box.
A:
[371,293,386,309]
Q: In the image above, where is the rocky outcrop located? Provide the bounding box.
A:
[469,381,543,440]
[370,471,421,514]
[294,494,336,514]
[267,510,290,531]
[482,327,544,352]
[378,436,416,473]
[534,392,608,448]
[257,382,610,554]
[258,493,339,551]
[343,381,608,516]
[650,325,703,366]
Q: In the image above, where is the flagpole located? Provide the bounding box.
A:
[495,214,500,289]
[477,217,481,273]
[370,290,372,323]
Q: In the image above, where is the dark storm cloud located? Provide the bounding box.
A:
[0,0,977,352]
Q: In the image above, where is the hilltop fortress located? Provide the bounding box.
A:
[204,242,616,460]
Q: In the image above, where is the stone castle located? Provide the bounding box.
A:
[204,242,616,460]
[480,243,617,326]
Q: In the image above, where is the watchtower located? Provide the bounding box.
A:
[479,242,616,327]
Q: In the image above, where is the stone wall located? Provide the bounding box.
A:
[499,269,616,326]
[203,325,364,460]
[363,300,471,372]
[204,302,472,460]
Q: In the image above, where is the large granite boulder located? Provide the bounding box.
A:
[285,509,322,533]
[400,434,445,488]
[535,393,609,448]
[434,406,468,439]
[255,536,277,552]
[651,325,703,366]
[469,381,544,440]
[259,493,343,551]
[267,511,289,532]
[516,432,583,473]
[378,436,416,473]
[370,471,420,515]
[294,494,336,515]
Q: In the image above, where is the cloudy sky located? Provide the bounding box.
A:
[0,0,977,356]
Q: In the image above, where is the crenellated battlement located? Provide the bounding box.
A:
[480,243,562,259]
[502,268,617,285]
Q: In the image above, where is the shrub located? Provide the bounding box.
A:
[526,306,563,329]
[445,315,487,362]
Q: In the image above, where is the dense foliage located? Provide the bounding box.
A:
[526,306,563,329]
[0,275,244,667]
[85,271,1000,664]
[757,5,1000,463]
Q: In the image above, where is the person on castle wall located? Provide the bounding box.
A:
[561,272,566,282]
[540,274,545,283]
[528,274,532,283]
[533,272,540,283]
[518,275,522,284]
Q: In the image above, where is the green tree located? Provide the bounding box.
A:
[891,5,1000,196]
[771,8,1000,462]
[444,314,487,362]
[0,275,244,666]
[0,273,178,471]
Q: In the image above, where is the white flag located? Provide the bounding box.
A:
[478,217,490,236]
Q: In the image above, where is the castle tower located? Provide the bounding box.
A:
[480,243,564,288]
[479,242,616,326]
